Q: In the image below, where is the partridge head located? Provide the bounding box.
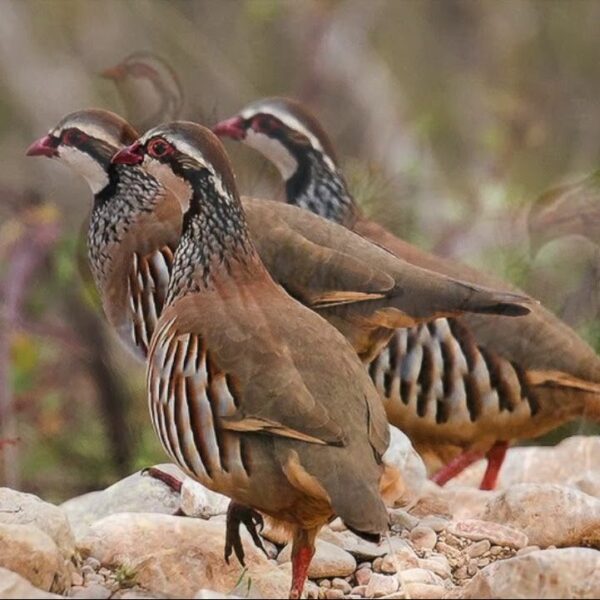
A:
[26,108,138,194]
[213,97,355,225]
[101,51,183,131]
[27,109,179,358]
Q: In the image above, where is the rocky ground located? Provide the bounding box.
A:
[1,435,600,599]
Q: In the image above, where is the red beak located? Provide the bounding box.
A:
[112,142,144,165]
[212,116,246,141]
[26,135,59,158]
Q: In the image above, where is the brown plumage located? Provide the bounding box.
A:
[26,109,180,360]
[28,110,530,366]
[213,97,600,487]
[116,122,392,599]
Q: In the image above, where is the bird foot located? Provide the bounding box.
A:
[431,450,484,486]
[224,501,268,566]
[480,441,509,490]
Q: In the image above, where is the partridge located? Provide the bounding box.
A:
[213,97,600,488]
[26,109,179,360]
[114,121,394,599]
[27,111,531,564]
[101,52,183,132]
[27,110,530,365]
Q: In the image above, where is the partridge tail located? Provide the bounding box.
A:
[326,471,389,540]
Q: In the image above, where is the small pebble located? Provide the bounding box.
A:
[443,533,463,548]
[355,567,372,586]
[81,565,96,578]
[319,579,332,588]
[409,526,437,551]
[403,582,446,599]
[388,509,420,530]
[490,546,503,556]
[84,557,101,570]
[467,539,491,558]
[85,573,106,585]
[418,557,451,578]
[467,559,478,577]
[372,557,384,572]
[365,573,399,598]
[70,584,112,599]
[351,585,367,596]
[324,589,344,599]
[477,557,490,567]
[435,541,461,560]
[380,551,418,575]
[329,518,347,532]
[71,572,84,586]
[331,578,352,594]
[454,565,468,580]
[419,516,449,533]
[517,545,541,557]
[400,567,442,585]
[305,581,320,599]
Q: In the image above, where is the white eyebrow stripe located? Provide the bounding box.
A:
[53,122,122,148]
[239,104,337,171]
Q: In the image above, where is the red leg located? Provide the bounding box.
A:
[431,449,484,486]
[480,441,508,490]
[142,467,183,493]
[289,529,317,600]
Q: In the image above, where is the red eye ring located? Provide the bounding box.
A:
[63,129,88,146]
[147,138,173,159]
[253,114,280,134]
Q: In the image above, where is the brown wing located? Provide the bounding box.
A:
[243,197,533,326]
[161,288,348,451]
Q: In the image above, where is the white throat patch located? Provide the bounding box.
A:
[58,146,109,194]
[143,156,192,213]
[244,129,298,180]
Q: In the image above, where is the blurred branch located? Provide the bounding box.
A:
[0,205,60,488]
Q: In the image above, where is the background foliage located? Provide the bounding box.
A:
[1,0,600,502]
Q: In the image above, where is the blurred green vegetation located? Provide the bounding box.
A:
[2,0,600,501]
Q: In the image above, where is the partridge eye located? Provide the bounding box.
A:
[255,115,278,133]
[148,139,172,158]
[63,129,87,145]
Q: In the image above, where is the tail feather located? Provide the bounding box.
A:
[456,284,535,317]
[325,470,389,539]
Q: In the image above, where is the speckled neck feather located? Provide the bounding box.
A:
[286,147,357,227]
[88,165,162,287]
[166,169,255,304]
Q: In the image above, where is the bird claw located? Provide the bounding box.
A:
[224,501,267,567]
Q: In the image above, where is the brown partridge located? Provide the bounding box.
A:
[114,122,394,599]
[101,51,183,132]
[27,111,531,565]
[213,97,600,488]
[26,109,179,359]
[27,110,530,366]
